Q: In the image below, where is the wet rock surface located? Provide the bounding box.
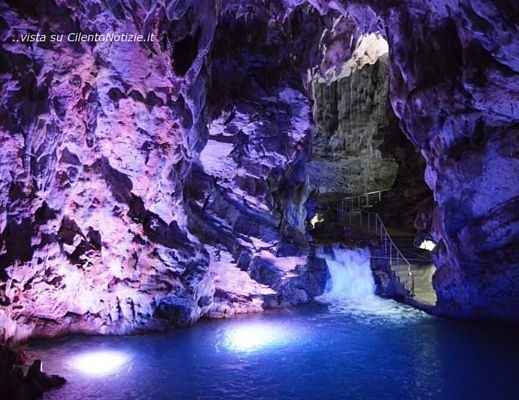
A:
[0,0,518,349]
[0,345,65,399]
[310,34,399,196]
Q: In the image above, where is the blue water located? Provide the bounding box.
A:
[30,300,519,400]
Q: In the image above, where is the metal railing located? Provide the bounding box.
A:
[337,189,390,216]
[372,213,414,294]
[336,192,415,295]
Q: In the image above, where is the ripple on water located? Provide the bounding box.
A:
[319,296,429,325]
[28,297,519,400]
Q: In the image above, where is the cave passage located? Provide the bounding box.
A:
[309,32,437,310]
[1,0,518,399]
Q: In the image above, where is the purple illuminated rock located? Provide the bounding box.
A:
[383,1,519,321]
[0,0,218,342]
[319,0,519,320]
[0,0,328,342]
[0,0,518,345]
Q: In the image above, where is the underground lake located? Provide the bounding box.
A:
[29,301,519,400]
[28,249,519,400]
[1,0,518,399]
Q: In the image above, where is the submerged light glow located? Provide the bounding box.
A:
[223,323,297,352]
[70,350,131,376]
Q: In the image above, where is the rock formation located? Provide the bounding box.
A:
[310,0,519,321]
[0,0,328,343]
[310,32,399,196]
[309,24,431,236]
[0,345,65,399]
[190,1,329,318]
[0,0,518,347]
[392,1,519,321]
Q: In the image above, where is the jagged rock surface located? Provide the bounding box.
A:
[192,1,330,317]
[311,0,519,321]
[310,28,431,235]
[310,45,399,196]
[0,0,518,346]
[0,0,329,343]
[384,0,519,321]
[0,345,66,400]
[0,0,223,342]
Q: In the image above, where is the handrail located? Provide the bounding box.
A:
[337,189,391,216]
[374,213,412,279]
[372,212,415,295]
[335,192,415,295]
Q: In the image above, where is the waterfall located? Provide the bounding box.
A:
[317,245,417,319]
[318,246,375,302]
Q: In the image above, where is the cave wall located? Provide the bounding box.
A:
[191,0,330,317]
[0,0,219,342]
[310,0,519,321]
[0,0,518,342]
[385,0,519,321]
[309,23,431,236]
[309,33,399,196]
[0,0,331,343]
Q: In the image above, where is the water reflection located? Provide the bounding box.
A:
[221,322,299,353]
[28,303,519,400]
[69,350,132,377]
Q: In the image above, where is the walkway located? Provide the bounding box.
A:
[336,191,437,306]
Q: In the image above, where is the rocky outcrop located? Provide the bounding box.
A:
[0,345,65,399]
[187,86,329,318]
[382,1,519,321]
[0,0,226,343]
[251,251,329,308]
[191,1,332,317]
[310,0,519,321]
[0,0,329,343]
[309,33,399,196]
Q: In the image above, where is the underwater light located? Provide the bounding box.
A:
[70,350,131,377]
[223,323,294,352]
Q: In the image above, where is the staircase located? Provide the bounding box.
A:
[335,191,436,306]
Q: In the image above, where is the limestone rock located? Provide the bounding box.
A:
[310,35,399,196]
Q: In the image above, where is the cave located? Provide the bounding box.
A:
[0,1,518,399]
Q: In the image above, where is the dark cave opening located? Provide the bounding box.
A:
[172,27,201,76]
